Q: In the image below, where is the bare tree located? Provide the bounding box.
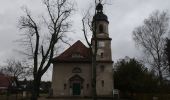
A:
[82,0,110,99]
[82,0,111,99]
[133,10,170,83]
[18,0,74,100]
[82,5,96,100]
[164,38,170,73]
[0,58,30,80]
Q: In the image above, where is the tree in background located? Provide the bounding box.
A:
[0,59,30,100]
[0,58,30,80]
[114,57,159,98]
[165,38,170,73]
[18,0,74,100]
[133,10,170,83]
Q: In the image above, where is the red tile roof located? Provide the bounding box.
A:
[53,40,91,63]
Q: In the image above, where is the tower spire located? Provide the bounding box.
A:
[93,1,108,23]
[96,1,103,13]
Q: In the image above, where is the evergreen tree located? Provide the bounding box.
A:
[114,57,159,96]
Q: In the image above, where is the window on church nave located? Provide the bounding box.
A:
[72,67,82,73]
[71,52,83,58]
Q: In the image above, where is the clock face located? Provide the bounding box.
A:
[98,41,105,47]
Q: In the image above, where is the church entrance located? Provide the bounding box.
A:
[73,83,81,95]
[69,75,84,96]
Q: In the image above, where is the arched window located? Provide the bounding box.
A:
[99,24,104,33]
[72,67,82,73]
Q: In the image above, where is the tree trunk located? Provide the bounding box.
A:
[31,76,41,100]
[92,54,97,100]
[93,3,97,99]
[158,68,163,85]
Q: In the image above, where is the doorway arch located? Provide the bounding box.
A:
[69,75,84,96]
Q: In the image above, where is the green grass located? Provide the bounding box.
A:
[0,93,48,100]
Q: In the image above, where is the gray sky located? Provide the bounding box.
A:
[0,0,170,80]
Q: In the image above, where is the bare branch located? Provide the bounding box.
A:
[133,10,170,82]
[82,19,91,47]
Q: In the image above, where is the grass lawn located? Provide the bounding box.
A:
[0,94,23,100]
[0,93,48,100]
[133,93,170,100]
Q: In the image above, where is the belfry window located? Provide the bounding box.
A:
[99,24,104,33]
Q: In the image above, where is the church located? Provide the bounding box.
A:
[51,2,113,97]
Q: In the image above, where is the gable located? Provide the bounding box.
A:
[52,40,91,63]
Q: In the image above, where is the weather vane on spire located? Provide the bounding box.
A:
[96,0,103,13]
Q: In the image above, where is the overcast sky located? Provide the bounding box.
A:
[0,0,170,81]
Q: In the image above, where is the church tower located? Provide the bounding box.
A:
[92,2,113,97]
